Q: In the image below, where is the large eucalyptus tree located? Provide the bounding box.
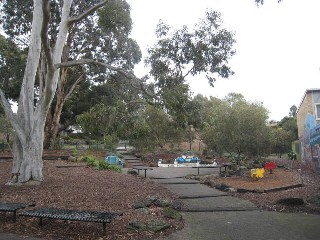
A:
[1,0,141,149]
[0,0,141,184]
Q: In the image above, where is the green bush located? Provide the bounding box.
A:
[81,154,121,172]
[96,160,109,170]
[287,151,297,160]
[107,164,122,173]
[163,207,182,220]
[82,155,97,166]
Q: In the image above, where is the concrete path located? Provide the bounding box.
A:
[2,162,320,240]
[147,168,320,240]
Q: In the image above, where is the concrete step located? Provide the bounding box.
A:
[161,183,227,197]
[125,160,142,163]
[152,178,199,184]
[131,163,145,167]
[123,157,140,161]
[181,195,257,212]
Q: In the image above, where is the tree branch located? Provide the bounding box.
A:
[56,58,156,99]
[68,0,108,25]
[183,66,194,79]
[64,73,84,102]
[0,89,26,145]
[41,0,53,71]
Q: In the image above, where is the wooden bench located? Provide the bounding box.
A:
[132,166,153,177]
[19,208,122,235]
[0,203,34,222]
[264,162,276,174]
[192,163,232,175]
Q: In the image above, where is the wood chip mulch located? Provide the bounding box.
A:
[211,167,320,214]
[0,160,184,240]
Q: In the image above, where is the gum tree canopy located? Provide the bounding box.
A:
[0,0,139,184]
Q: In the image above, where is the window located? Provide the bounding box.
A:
[316,103,320,120]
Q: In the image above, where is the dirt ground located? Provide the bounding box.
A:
[1,150,320,239]
[0,151,183,240]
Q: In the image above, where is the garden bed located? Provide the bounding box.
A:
[208,167,320,214]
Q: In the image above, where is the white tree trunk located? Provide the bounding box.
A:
[2,0,71,184]
[0,0,109,184]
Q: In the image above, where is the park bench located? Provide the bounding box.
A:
[264,162,277,174]
[132,166,153,177]
[0,203,34,222]
[19,208,122,235]
[192,163,232,175]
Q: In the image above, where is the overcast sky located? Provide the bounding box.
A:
[126,0,320,121]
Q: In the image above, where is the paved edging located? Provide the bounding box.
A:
[178,194,229,199]
[180,207,260,212]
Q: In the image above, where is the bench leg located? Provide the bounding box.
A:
[103,222,106,235]
[13,210,17,222]
[198,168,200,175]
[39,217,43,226]
[144,170,147,178]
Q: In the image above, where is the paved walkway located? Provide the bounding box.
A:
[2,165,320,240]
[145,167,320,240]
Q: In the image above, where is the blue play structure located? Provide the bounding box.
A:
[105,155,123,167]
[175,155,200,163]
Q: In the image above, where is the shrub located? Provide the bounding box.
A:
[82,155,97,166]
[287,151,297,160]
[107,164,122,173]
[81,154,121,172]
[163,207,182,220]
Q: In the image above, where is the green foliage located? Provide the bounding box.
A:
[0,115,14,143]
[0,35,26,100]
[278,116,298,140]
[163,207,182,220]
[287,151,297,160]
[147,10,235,88]
[201,93,270,160]
[81,154,121,172]
[289,105,297,117]
[270,127,293,157]
[76,101,132,142]
[129,105,183,151]
[98,0,132,35]
[107,164,122,173]
[104,135,115,150]
[223,152,247,165]
[145,10,235,129]
[1,0,142,147]
[82,155,97,167]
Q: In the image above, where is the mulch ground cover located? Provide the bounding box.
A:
[0,155,183,240]
[209,167,320,214]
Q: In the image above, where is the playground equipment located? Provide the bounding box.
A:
[105,155,123,167]
[250,168,265,180]
[174,152,200,164]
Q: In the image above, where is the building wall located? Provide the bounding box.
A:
[297,92,314,138]
[297,89,320,173]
